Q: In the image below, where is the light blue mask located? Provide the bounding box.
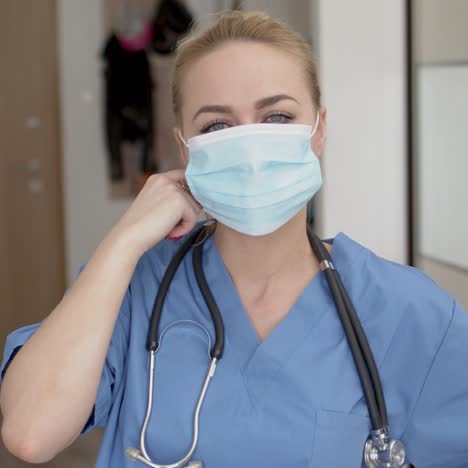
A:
[180,115,322,236]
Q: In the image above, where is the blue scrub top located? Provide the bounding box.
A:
[2,230,468,467]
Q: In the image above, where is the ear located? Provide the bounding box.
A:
[173,127,189,166]
[311,107,327,158]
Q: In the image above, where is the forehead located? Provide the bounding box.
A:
[180,40,310,117]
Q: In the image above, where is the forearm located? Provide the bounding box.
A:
[0,228,139,462]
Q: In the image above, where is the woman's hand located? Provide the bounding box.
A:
[112,169,202,258]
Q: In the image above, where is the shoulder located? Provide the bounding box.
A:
[335,232,462,384]
[335,232,457,327]
[335,233,468,436]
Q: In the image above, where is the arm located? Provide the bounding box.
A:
[0,229,138,463]
[0,171,201,463]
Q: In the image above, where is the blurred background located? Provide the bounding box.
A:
[0,0,467,466]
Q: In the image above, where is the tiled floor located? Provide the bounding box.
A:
[0,418,103,468]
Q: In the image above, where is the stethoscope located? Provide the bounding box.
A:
[125,223,409,468]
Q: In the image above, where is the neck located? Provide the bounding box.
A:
[213,209,316,283]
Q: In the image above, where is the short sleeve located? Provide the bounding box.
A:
[0,262,131,435]
[0,324,42,384]
[401,298,468,467]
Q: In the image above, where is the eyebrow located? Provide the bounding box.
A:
[192,94,299,121]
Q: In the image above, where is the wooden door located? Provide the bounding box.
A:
[0,4,106,466]
[0,0,65,355]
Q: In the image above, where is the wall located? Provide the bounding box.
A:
[242,0,310,39]
[312,0,408,264]
[412,0,468,307]
[413,0,468,63]
[58,0,133,283]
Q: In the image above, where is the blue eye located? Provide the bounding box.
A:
[265,113,294,123]
[200,112,294,133]
[200,121,230,133]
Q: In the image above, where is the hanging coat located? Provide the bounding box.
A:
[102,34,157,181]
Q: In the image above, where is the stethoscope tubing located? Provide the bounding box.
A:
[146,225,207,352]
[306,226,388,431]
[336,276,388,427]
[192,231,224,359]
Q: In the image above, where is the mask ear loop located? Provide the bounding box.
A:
[311,110,320,138]
[178,128,189,148]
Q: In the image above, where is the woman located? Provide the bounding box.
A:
[1,10,467,468]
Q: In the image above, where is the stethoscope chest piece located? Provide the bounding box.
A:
[364,429,406,467]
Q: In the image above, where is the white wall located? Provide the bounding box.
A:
[417,66,468,271]
[242,0,311,39]
[313,0,408,263]
[58,0,133,283]
[412,0,468,308]
[413,0,468,63]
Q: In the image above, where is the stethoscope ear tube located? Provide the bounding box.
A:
[335,276,388,427]
[324,263,382,430]
[146,225,206,351]
[192,229,225,359]
[306,227,388,432]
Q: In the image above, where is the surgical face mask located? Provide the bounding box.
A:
[179,113,322,236]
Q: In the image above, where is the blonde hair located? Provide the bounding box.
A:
[171,10,321,123]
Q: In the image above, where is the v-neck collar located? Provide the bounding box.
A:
[199,231,360,376]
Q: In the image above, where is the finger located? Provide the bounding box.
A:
[181,188,202,213]
[167,219,197,239]
[165,170,202,213]
[168,195,203,238]
[155,170,197,204]
[166,189,206,239]
[166,205,199,239]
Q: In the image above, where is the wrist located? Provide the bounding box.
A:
[99,226,143,266]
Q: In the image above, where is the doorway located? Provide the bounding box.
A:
[0,1,104,466]
[0,1,65,356]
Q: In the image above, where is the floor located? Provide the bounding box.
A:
[0,417,103,467]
